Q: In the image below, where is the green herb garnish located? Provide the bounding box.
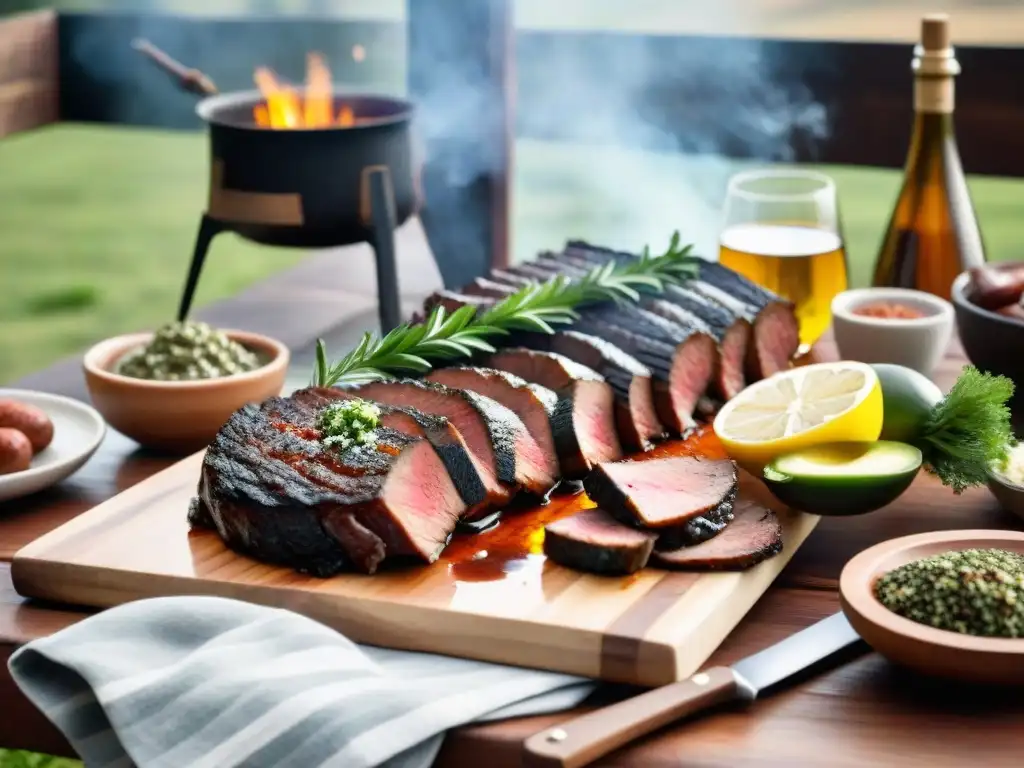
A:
[318,399,381,450]
[312,232,697,388]
[875,548,1024,637]
[917,366,1015,493]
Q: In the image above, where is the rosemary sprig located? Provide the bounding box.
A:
[312,232,696,388]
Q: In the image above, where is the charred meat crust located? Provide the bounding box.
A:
[655,483,737,550]
[543,508,657,575]
[550,330,666,451]
[548,379,622,478]
[196,398,458,576]
[652,501,783,571]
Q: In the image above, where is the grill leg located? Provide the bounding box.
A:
[177,215,224,322]
[364,167,401,333]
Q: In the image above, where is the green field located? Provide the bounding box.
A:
[1,124,1022,384]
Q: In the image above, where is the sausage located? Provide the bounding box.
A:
[0,399,54,453]
[0,428,32,475]
[968,265,1024,311]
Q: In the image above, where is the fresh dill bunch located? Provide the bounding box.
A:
[917,366,1015,494]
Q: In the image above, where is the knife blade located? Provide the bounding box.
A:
[522,612,868,768]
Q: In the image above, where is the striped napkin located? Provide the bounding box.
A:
[8,596,596,768]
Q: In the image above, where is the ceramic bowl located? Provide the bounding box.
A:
[987,467,1024,523]
[951,266,1024,422]
[840,529,1024,685]
[831,288,954,376]
[83,330,289,454]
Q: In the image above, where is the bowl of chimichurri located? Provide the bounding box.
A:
[83,322,289,453]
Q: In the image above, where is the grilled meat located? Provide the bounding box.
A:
[194,396,465,576]
[351,379,557,499]
[424,367,561,483]
[543,508,657,575]
[652,500,783,570]
[583,457,738,529]
[549,331,666,451]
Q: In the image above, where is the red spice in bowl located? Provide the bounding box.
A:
[852,302,927,320]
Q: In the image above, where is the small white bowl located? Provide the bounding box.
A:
[831,288,954,376]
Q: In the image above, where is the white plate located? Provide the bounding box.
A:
[0,388,106,502]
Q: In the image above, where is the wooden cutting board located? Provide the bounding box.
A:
[11,430,818,687]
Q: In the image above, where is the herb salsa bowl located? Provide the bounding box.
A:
[83,329,289,454]
[839,530,1024,686]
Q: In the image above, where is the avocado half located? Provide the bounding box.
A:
[762,441,922,516]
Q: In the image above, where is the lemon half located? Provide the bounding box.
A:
[714,361,884,472]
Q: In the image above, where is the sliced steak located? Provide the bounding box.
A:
[503,262,564,281]
[543,508,656,575]
[652,501,783,571]
[488,348,604,391]
[661,285,750,400]
[490,269,536,288]
[693,260,799,381]
[425,367,560,483]
[572,313,716,434]
[487,349,622,476]
[352,379,557,499]
[550,377,623,477]
[423,289,495,315]
[654,483,737,550]
[195,397,464,576]
[462,277,520,300]
[550,331,666,451]
[292,387,490,515]
[583,457,738,529]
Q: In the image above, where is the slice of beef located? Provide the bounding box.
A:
[543,508,656,575]
[292,387,491,515]
[660,285,750,400]
[488,348,604,391]
[583,457,738,529]
[490,269,536,288]
[534,254,590,278]
[654,482,737,550]
[550,376,623,477]
[423,290,495,315]
[503,262,564,281]
[572,313,716,434]
[425,367,560,484]
[691,261,799,381]
[550,331,666,451]
[351,379,557,498]
[462,277,520,300]
[640,297,744,404]
[651,500,783,571]
[487,348,623,476]
[195,399,464,576]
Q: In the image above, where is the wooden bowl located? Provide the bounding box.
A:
[840,529,1024,685]
[83,330,289,454]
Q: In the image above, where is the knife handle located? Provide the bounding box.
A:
[522,667,753,768]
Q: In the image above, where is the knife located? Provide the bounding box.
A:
[523,612,868,768]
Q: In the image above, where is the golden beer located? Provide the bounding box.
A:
[719,223,847,350]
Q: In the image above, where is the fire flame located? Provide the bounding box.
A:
[253,53,357,129]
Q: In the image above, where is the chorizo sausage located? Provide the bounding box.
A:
[0,428,32,474]
[0,399,54,453]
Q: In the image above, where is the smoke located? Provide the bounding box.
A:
[413,4,830,260]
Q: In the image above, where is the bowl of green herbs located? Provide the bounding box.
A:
[840,530,1024,686]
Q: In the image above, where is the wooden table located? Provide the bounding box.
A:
[3,245,1023,766]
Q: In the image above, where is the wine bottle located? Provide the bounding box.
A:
[871,14,986,299]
